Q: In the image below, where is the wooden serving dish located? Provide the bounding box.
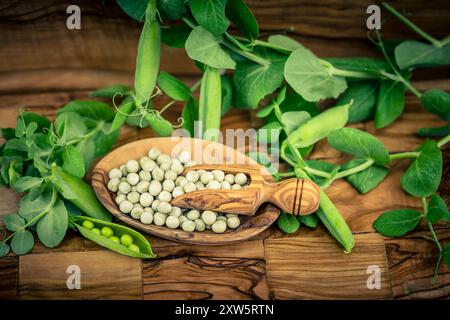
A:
[91,137,280,245]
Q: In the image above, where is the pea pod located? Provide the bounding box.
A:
[134,0,160,107]
[52,166,112,222]
[287,102,350,148]
[71,216,155,259]
[199,67,222,141]
[144,112,173,137]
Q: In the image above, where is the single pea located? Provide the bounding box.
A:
[166,216,180,229]
[148,147,161,160]
[224,174,235,185]
[183,181,197,193]
[212,220,227,233]
[118,181,131,194]
[144,207,154,213]
[225,213,238,218]
[120,234,134,246]
[110,236,120,244]
[211,170,225,182]
[184,160,197,168]
[186,171,199,183]
[157,201,172,214]
[164,170,177,181]
[120,164,128,177]
[127,191,140,204]
[139,192,154,207]
[91,228,101,235]
[206,180,221,190]
[227,216,240,229]
[156,154,171,165]
[172,186,185,198]
[160,162,172,172]
[175,176,186,186]
[131,207,144,220]
[221,181,231,189]
[234,173,248,186]
[141,159,156,172]
[139,170,151,182]
[139,156,150,166]
[200,171,213,184]
[126,160,140,173]
[195,181,205,189]
[231,184,242,190]
[169,206,182,218]
[162,180,175,192]
[170,161,184,175]
[179,216,188,225]
[128,244,140,253]
[108,168,122,180]
[178,150,191,164]
[107,178,120,192]
[186,209,200,221]
[151,199,161,211]
[151,167,165,181]
[194,219,206,232]
[216,216,227,223]
[158,190,172,203]
[149,180,162,196]
[201,210,217,225]
[153,212,166,226]
[82,220,94,230]
[101,226,114,238]
[140,211,154,224]
[136,181,150,193]
[126,172,140,186]
[115,194,126,205]
[181,220,195,232]
[197,169,206,176]
[119,200,133,214]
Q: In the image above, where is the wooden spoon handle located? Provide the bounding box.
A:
[264,178,320,215]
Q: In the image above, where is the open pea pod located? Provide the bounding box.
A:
[71,216,156,259]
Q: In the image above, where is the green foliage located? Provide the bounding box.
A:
[189,0,229,36]
[225,0,259,40]
[395,41,450,70]
[342,160,389,194]
[420,89,450,121]
[373,209,422,237]
[157,71,192,101]
[375,80,406,129]
[337,81,378,123]
[277,212,300,233]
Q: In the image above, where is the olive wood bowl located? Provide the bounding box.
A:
[91,137,280,245]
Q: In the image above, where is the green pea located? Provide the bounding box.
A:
[199,66,221,141]
[82,220,94,230]
[128,244,141,253]
[101,227,114,238]
[91,228,101,235]
[110,236,120,244]
[120,234,134,246]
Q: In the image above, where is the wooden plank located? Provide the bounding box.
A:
[0,257,18,299]
[142,256,269,300]
[265,233,393,299]
[385,229,450,299]
[18,251,142,299]
[0,187,20,225]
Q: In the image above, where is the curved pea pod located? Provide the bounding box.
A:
[199,67,222,141]
[144,113,173,137]
[71,216,156,259]
[52,166,112,222]
[134,2,160,107]
[287,102,350,148]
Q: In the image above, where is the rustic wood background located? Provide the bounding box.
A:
[0,0,449,299]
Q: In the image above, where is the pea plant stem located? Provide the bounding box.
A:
[221,41,270,66]
[382,3,442,47]
[389,151,420,160]
[437,133,450,148]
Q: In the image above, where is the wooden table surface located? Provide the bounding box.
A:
[0,0,449,300]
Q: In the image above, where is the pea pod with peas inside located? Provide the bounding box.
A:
[199,66,222,141]
[71,216,156,259]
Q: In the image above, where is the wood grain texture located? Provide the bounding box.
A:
[18,251,142,299]
[0,257,18,299]
[265,233,393,299]
[142,256,269,300]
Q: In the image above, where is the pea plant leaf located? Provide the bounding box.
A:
[19,186,54,224]
[12,176,43,193]
[417,123,450,137]
[394,40,450,70]
[54,112,88,145]
[225,0,259,40]
[342,159,389,194]
[373,209,422,237]
[11,229,34,255]
[157,0,185,21]
[426,194,450,224]
[420,89,450,121]
[268,35,301,52]
[89,84,131,99]
[116,0,148,21]
[62,145,85,179]
[375,79,406,129]
[298,213,319,228]
[189,0,229,36]
[305,160,339,186]
[337,81,378,123]
[325,57,390,74]
[57,100,115,122]
[182,97,198,137]
[444,244,450,267]
[327,127,390,165]
[4,214,25,232]
[277,212,300,233]
[157,71,192,101]
[284,46,347,102]
[110,97,136,133]
[233,48,287,108]
[0,242,10,257]
[400,140,442,198]
[161,22,191,48]
[221,74,234,115]
[281,111,311,135]
[257,121,283,145]
[37,198,68,248]
[185,27,236,69]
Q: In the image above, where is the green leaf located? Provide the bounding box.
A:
[190,0,229,36]
[305,160,339,186]
[145,113,173,137]
[4,214,25,232]
[37,198,68,248]
[325,57,390,74]
[18,112,51,134]
[62,145,85,178]
[57,100,115,122]
[257,122,282,145]
[277,212,300,233]
[182,97,198,137]
[394,41,450,70]
[417,123,450,137]
[420,89,450,121]
[400,140,442,198]
[54,112,87,144]
[76,139,96,174]
[109,96,135,134]
[256,104,275,118]
[19,186,54,224]
[268,35,301,52]
[338,81,378,123]
[285,46,347,102]
[161,22,191,48]
[233,48,287,108]
[279,88,318,116]
[11,230,34,255]
[426,195,450,224]
[373,209,422,237]
[281,111,311,135]
[157,71,192,101]
[0,242,10,257]
[89,84,131,99]
[444,244,450,267]
[225,0,259,40]
[12,176,43,193]
[342,159,389,194]
[185,27,236,69]
[221,74,234,116]
[298,213,319,228]
[375,79,406,128]
[92,128,120,161]
[116,0,148,21]
[327,127,390,165]
[157,0,185,21]
[1,128,16,140]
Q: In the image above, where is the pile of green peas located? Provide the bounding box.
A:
[107,148,249,233]
[81,220,141,253]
